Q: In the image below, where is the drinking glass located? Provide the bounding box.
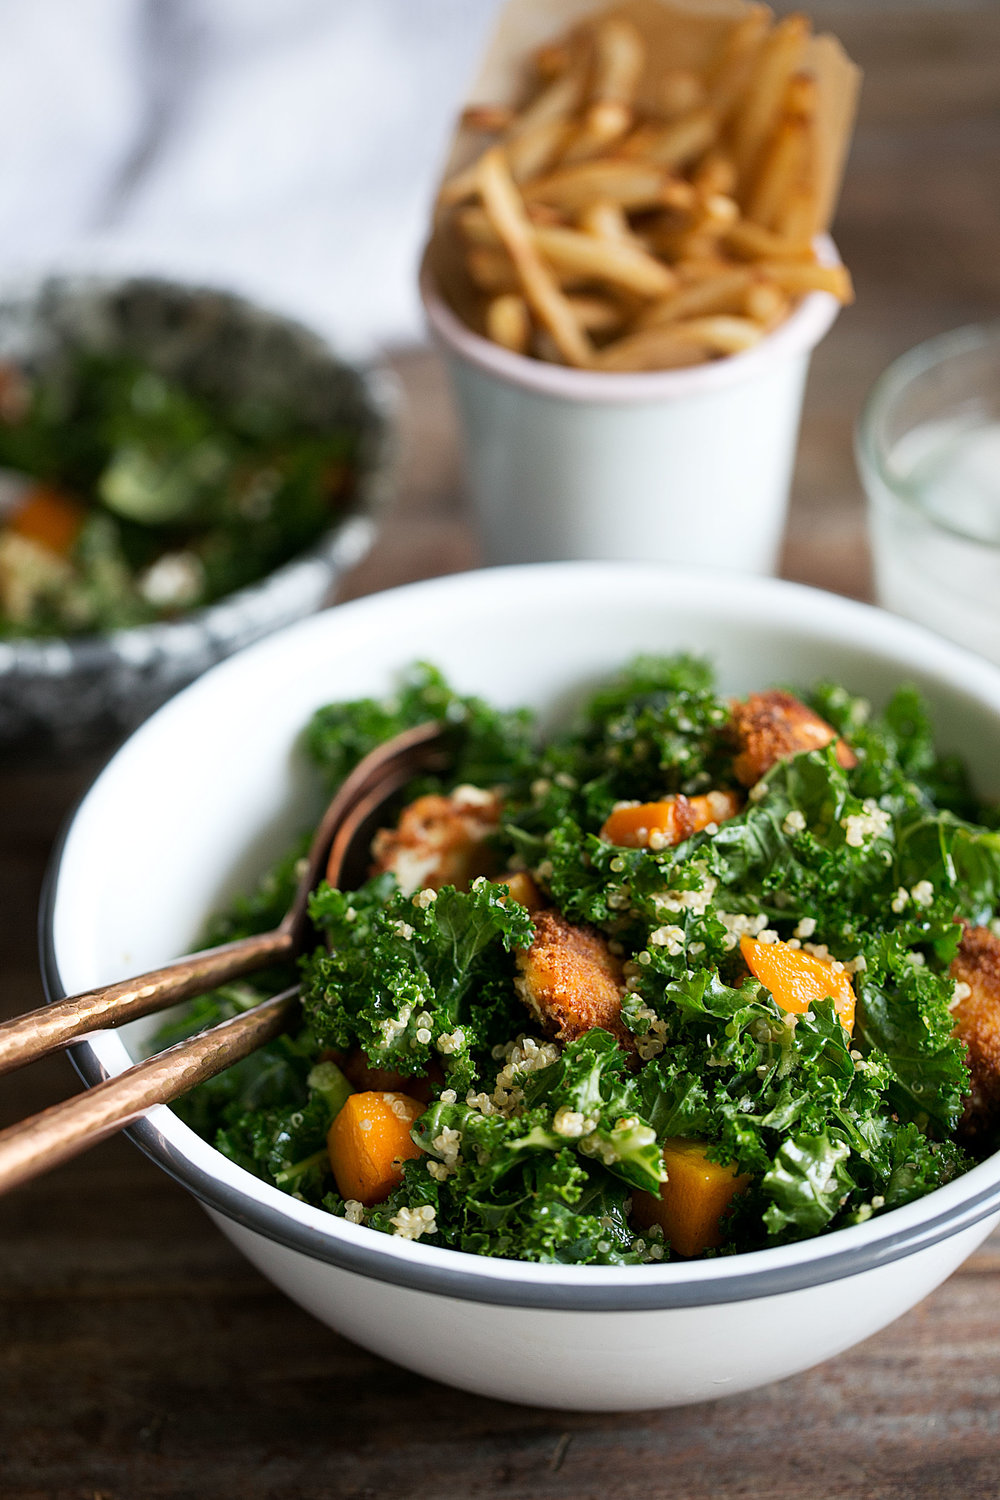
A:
[857,324,1000,663]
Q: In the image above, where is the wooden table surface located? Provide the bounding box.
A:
[3,7,1000,1497]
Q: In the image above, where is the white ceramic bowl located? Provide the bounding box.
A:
[42,564,1000,1411]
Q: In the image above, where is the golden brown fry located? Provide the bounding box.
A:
[565,294,626,334]
[692,149,738,198]
[477,146,593,367]
[723,218,816,260]
[486,293,531,353]
[596,315,763,372]
[559,102,632,165]
[746,71,817,228]
[439,62,585,205]
[621,107,719,171]
[744,277,790,327]
[746,114,808,229]
[506,115,574,183]
[775,182,819,241]
[646,193,738,261]
[659,69,707,119]
[730,13,810,188]
[591,17,645,107]
[635,268,755,330]
[524,159,678,213]
[456,205,502,247]
[704,5,772,120]
[754,258,854,302]
[577,199,637,244]
[533,224,677,298]
[465,245,519,294]
[460,104,515,134]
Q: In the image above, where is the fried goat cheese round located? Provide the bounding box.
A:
[949,924,1000,1145]
[515,909,634,1052]
[371,785,502,895]
[729,689,857,787]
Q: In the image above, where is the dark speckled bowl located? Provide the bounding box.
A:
[0,275,393,764]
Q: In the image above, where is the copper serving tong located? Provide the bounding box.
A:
[0,722,448,1195]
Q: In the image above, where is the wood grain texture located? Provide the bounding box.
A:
[3,6,1000,1495]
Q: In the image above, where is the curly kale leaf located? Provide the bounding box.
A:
[762,1131,854,1237]
[854,932,970,1133]
[302,878,534,1090]
[304,661,536,794]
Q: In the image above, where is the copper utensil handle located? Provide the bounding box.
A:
[0,927,294,1078]
[0,987,300,1196]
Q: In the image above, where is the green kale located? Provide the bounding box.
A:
[304,661,536,795]
[302,877,535,1092]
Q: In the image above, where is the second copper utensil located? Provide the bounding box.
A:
[0,733,445,1195]
[0,720,447,1077]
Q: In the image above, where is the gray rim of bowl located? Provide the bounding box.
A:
[856,319,1000,551]
[38,800,1000,1315]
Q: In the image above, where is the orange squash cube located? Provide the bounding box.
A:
[326,1091,425,1206]
[632,1138,751,1257]
[600,790,742,849]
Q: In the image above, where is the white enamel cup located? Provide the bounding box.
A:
[421,258,841,574]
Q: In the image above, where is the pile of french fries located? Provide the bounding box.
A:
[435,5,854,372]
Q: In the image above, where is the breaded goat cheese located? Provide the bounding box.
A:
[515,909,634,1051]
[729,689,857,788]
[371,785,502,895]
[949,924,1000,1143]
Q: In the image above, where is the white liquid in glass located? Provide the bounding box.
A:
[872,417,1000,664]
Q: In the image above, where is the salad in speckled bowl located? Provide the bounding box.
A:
[42,566,1000,1409]
[0,275,392,762]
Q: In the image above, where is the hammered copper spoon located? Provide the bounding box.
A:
[0,723,449,1194]
[0,720,447,1078]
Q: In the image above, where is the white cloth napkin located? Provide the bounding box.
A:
[0,0,501,354]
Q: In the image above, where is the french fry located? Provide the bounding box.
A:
[565,294,627,334]
[440,63,585,204]
[723,218,816,260]
[433,1,858,374]
[659,70,707,119]
[744,278,791,327]
[775,182,819,241]
[486,293,531,353]
[559,102,632,164]
[590,17,645,108]
[746,71,817,228]
[596,315,764,371]
[477,146,594,366]
[533,224,677,298]
[753,259,854,301]
[730,13,811,189]
[692,150,738,198]
[635,268,756,330]
[524,160,680,213]
[578,199,639,244]
[466,245,520,293]
[746,115,809,229]
[621,107,719,171]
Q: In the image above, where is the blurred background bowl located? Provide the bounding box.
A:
[0,274,395,765]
